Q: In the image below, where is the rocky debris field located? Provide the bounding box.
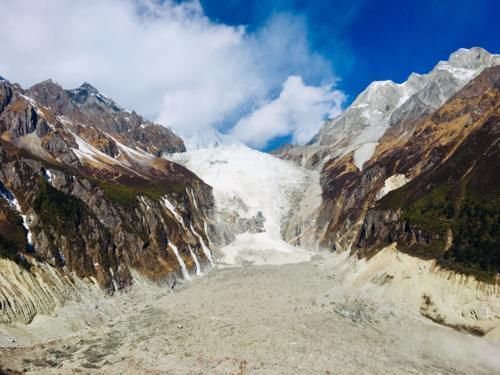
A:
[1,252,499,374]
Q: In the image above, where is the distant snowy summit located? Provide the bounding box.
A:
[179,128,242,150]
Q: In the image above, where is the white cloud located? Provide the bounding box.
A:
[0,0,344,148]
[231,76,345,148]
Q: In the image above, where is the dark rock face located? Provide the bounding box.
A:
[357,209,440,258]
[0,77,215,297]
[0,91,42,137]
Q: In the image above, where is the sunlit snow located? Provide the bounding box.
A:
[167,144,314,266]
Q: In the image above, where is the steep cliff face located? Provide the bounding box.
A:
[0,77,215,323]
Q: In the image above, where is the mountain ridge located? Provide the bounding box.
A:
[281,47,500,170]
[0,76,216,323]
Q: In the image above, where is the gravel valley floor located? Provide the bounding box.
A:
[1,253,500,374]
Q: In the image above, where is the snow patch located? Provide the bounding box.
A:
[203,221,213,246]
[161,196,186,229]
[19,94,56,129]
[180,128,241,151]
[21,215,33,246]
[436,63,477,82]
[188,246,203,276]
[353,142,378,170]
[376,174,410,200]
[0,185,16,206]
[189,188,199,210]
[190,223,213,266]
[168,243,191,280]
[44,169,54,185]
[18,94,38,108]
[109,268,119,293]
[139,196,152,211]
[0,187,33,245]
[70,131,117,165]
[115,141,153,161]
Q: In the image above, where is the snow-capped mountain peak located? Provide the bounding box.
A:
[305,47,500,171]
[446,47,500,70]
[180,128,242,151]
[68,82,123,111]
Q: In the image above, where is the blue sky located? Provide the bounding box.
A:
[201,0,500,150]
[201,0,499,103]
[1,0,498,151]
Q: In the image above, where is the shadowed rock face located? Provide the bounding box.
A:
[0,77,215,322]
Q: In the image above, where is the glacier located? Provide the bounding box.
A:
[167,143,313,266]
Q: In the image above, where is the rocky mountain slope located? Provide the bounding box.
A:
[276,47,500,335]
[358,65,500,279]
[0,47,498,336]
[277,48,500,276]
[0,77,215,323]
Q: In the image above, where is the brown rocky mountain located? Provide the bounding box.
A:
[0,77,214,323]
[357,65,500,279]
[26,80,185,156]
[283,58,500,282]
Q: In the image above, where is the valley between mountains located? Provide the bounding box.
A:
[0,47,500,374]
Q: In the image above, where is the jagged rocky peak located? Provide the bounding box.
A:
[30,78,63,92]
[28,79,73,112]
[351,80,401,109]
[341,47,500,123]
[68,81,121,110]
[283,47,500,171]
[443,47,500,72]
[22,76,186,155]
[78,81,99,93]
